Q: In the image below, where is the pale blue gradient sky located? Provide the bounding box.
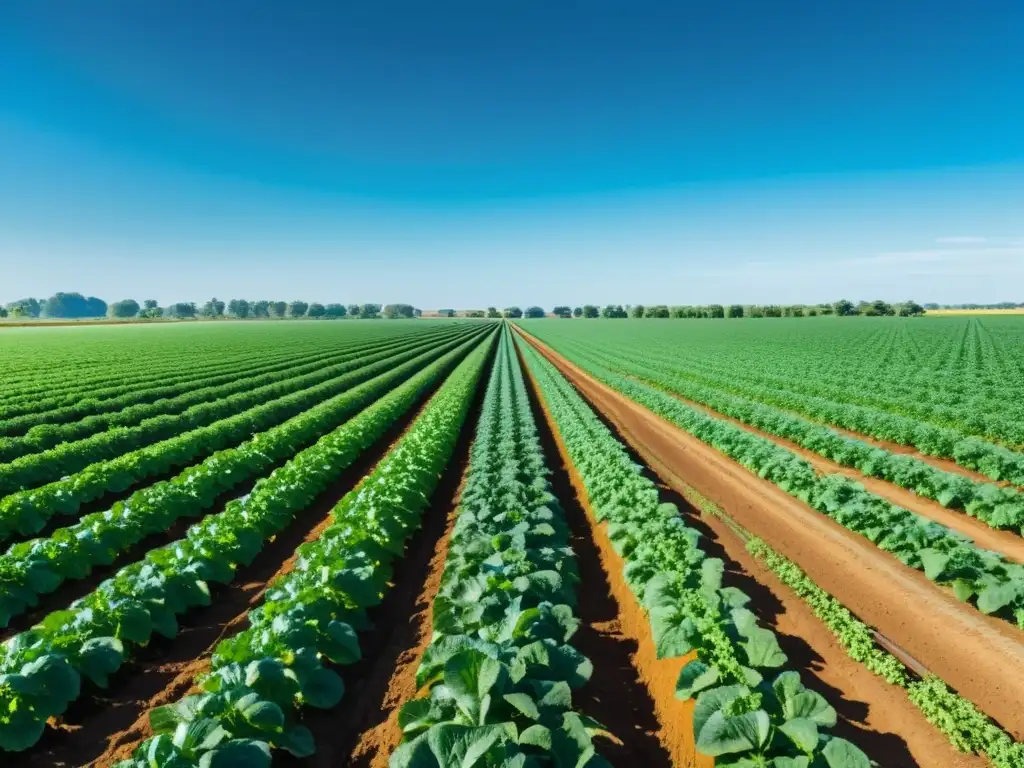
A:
[1,2,1022,307]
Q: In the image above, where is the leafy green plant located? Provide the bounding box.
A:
[0,333,490,753]
[113,331,496,766]
[515,338,871,767]
[393,328,607,767]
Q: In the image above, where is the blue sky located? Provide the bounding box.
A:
[1,1,1022,307]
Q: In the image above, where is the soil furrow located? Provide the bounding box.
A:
[517,345,675,767]
[514,326,1024,743]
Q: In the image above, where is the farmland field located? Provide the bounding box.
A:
[1,317,1022,768]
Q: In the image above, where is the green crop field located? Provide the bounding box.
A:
[1,318,1021,768]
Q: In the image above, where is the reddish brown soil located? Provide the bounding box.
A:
[27,373,456,768]
[516,326,1024,744]
[650,386,1024,564]
[344,467,462,768]
[519,353,677,767]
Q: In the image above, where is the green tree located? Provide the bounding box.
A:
[503,306,523,318]
[582,305,599,318]
[288,301,309,317]
[307,302,327,318]
[360,303,382,318]
[727,304,744,318]
[383,303,415,318]
[871,299,895,316]
[601,305,627,318]
[630,304,645,318]
[270,301,287,318]
[833,299,856,316]
[708,304,725,318]
[552,306,571,318]
[5,298,41,317]
[108,299,141,318]
[898,300,925,316]
[43,292,106,318]
[227,299,250,318]
[251,300,270,317]
[166,302,197,318]
[572,307,582,317]
[347,304,361,318]
[486,306,501,318]
[199,298,225,317]
[524,306,545,318]
[325,303,347,318]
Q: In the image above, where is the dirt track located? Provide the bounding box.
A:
[515,326,1024,742]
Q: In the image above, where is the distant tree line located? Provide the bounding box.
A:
[924,302,1024,310]
[1,295,423,321]
[507,299,927,319]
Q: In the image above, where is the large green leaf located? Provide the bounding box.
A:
[695,709,771,756]
[820,737,871,768]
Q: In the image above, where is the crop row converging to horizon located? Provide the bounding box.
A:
[0,315,1022,768]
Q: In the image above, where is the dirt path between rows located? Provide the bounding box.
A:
[32,372,457,768]
[518,349,677,767]
[514,326,1024,742]
[642,383,1024,564]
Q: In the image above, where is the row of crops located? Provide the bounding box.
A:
[517,318,1024,768]
[2,316,1022,766]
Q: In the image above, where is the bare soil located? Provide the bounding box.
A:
[515,326,1024,744]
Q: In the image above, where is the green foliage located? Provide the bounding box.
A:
[115,331,496,766]
[383,303,415,318]
[515,337,869,767]
[0,330,494,752]
[525,306,546,318]
[521,334,1024,629]
[42,292,107,318]
[200,298,225,318]
[395,328,606,767]
[107,299,141,318]
[226,299,249,318]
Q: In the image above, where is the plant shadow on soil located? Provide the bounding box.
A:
[544,366,921,768]
[22,357,475,768]
[520,355,674,767]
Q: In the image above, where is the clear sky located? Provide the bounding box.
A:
[1,1,1022,307]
